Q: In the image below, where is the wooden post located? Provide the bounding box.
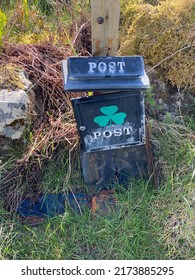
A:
[91,0,120,56]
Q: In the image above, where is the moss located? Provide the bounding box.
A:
[0,64,25,90]
[120,0,195,94]
[10,30,68,45]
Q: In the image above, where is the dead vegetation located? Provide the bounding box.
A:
[0,42,89,211]
[0,0,92,212]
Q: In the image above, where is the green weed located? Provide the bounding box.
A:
[145,86,163,116]
[22,0,29,27]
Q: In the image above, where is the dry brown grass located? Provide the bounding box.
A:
[0,42,89,211]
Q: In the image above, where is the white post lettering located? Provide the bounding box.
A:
[108,62,116,73]
[117,62,126,73]
[93,132,101,139]
[114,129,122,137]
[124,127,132,135]
[103,130,112,138]
[98,62,107,73]
[88,62,97,73]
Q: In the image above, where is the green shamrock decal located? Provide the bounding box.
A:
[94,105,127,127]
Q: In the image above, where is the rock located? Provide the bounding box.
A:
[146,66,168,100]
[0,64,35,140]
[144,66,190,121]
[0,89,28,139]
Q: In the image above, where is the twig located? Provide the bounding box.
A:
[68,185,83,215]
[72,21,90,46]
[147,45,195,73]
[64,141,78,184]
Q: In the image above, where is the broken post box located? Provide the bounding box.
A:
[62,56,150,189]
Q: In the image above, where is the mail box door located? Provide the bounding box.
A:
[71,91,145,152]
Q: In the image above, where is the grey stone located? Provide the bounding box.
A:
[146,66,168,100]
[0,67,35,140]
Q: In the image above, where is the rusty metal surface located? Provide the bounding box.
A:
[80,145,148,189]
[145,123,158,188]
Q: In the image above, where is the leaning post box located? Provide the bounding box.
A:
[62,56,150,189]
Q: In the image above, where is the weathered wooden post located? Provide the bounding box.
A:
[91,0,120,56]
[62,0,150,190]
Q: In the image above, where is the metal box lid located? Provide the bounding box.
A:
[71,91,145,152]
[62,56,150,92]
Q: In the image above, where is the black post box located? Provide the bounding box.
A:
[62,56,150,188]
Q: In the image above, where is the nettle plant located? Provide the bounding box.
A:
[94,105,127,127]
[145,86,162,111]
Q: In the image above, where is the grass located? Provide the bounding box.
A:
[0,0,90,45]
[0,117,194,260]
[0,183,162,260]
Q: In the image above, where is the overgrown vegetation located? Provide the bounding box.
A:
[0,0,194,260]
[0,118,194,259]
[120,0,195,95]
[0,0,91,47]
[0,1,90,211]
